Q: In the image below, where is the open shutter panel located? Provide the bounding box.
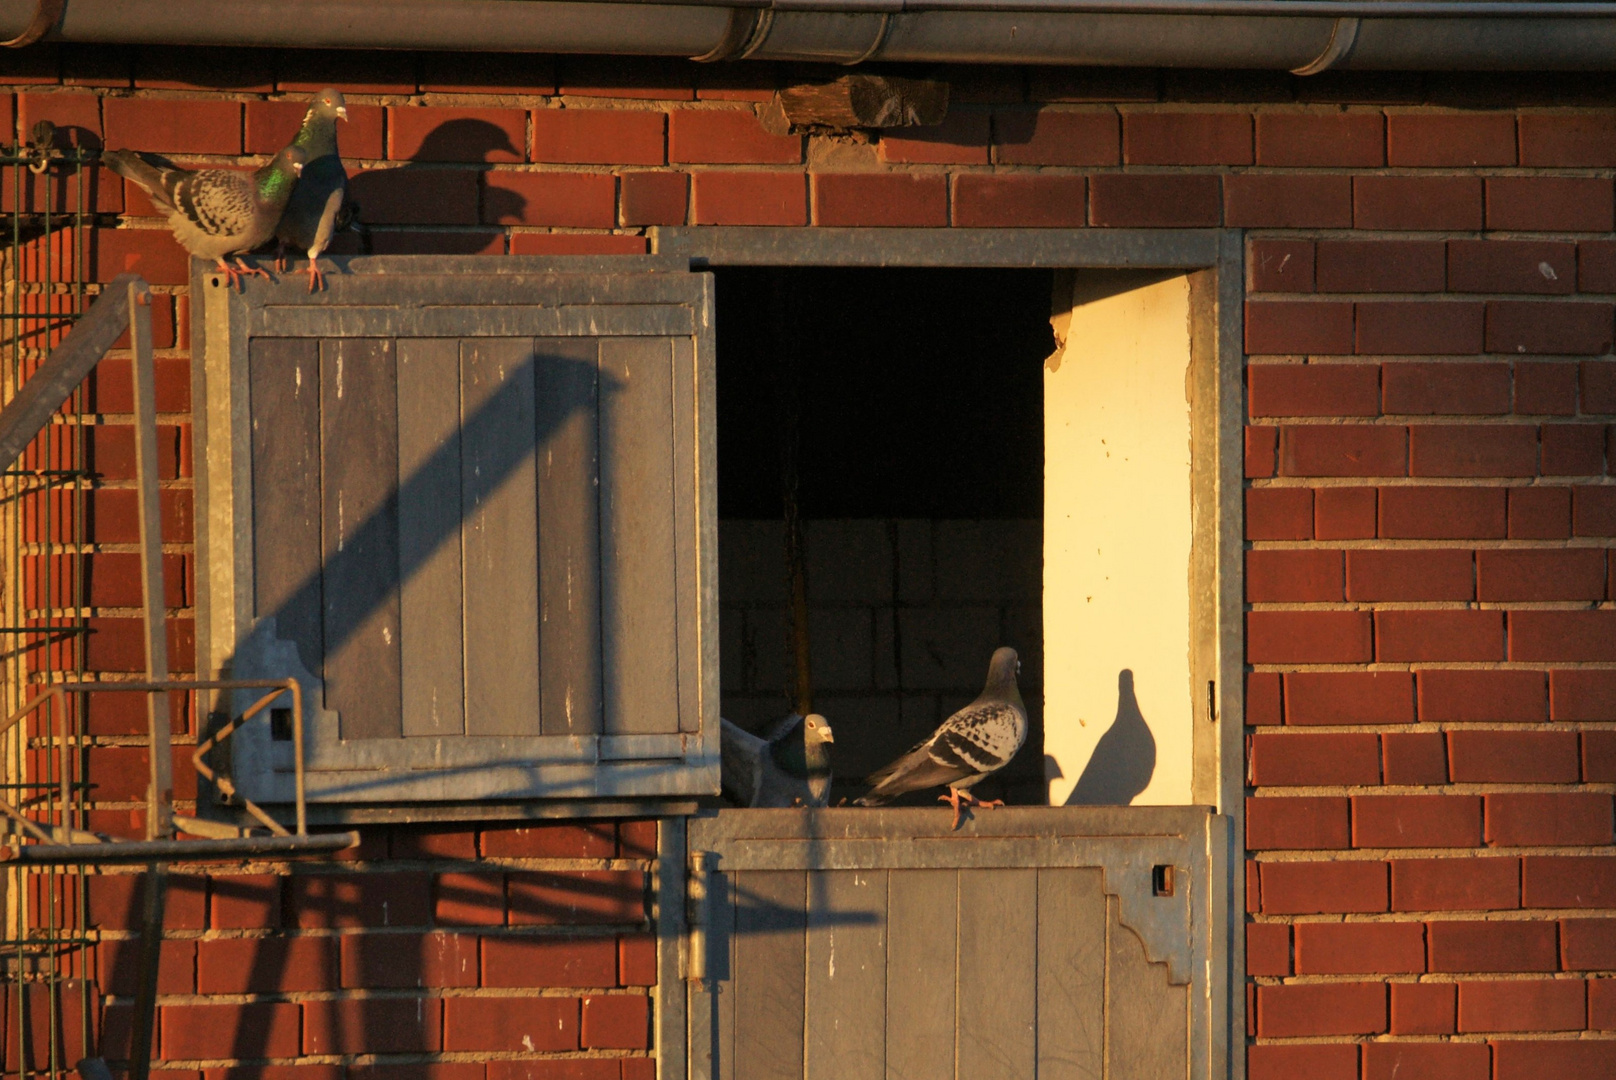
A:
[195,256,719,805]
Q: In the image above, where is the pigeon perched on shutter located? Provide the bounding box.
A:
[275,88,349,292]
[856,646,1027,828]
[102,145,307,291]
[721,713,835,808]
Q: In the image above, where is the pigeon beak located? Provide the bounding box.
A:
[820,726,834,744]
[336,106,349,122]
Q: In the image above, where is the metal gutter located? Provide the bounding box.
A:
[4,0,1616,74]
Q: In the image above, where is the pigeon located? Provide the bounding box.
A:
[103,145,307,292]
[856,646,1027,828]
[720,712,835,808]
[274,88,349,292]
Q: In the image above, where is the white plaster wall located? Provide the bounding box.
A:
[1044,274,1194,806]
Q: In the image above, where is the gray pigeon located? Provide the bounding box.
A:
[721,712,835,808]
[275,88,349,292]
[856,646,1027,828]
[103,145,307,291]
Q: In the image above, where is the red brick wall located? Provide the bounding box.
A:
[5,44,1616,1079]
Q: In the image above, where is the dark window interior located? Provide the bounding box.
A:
[715,267,1055,806]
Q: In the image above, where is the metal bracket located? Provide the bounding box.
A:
[1291,16,1361,75]
[0,0,62,48]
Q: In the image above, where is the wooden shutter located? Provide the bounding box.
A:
[193,256,718,805]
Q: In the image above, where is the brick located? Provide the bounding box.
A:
[1358,302,1486,356]
[1363,1042,1490,1080]
[1317,239,1446,293]
[482,935,617,987]
[391,826,479,860]
[481,172,615,228]
[369,230,506,256]
[1574,487,1616,535]
[1347,549,1474,602]
[1284,671,1413,725]
[88,873,205,931]
[1088,174,1221,227]
[97,938,195,996]
[1246,426,1276,477]
[436,872,506,926]
[1281,425,1406,477]
[1480,549,1606,602]
[950,174,1087,228]
[1430,920,1557,972]
[1511,610,1616,662]
[1594,979,1616,1028]
[1383,363,1511,415]
[1246,611,1373,664]
[1248,1044,1358,1080]
[442,996,579,1051]
[1583,361,1616,412]
[1488,300,1615,356]
[508,234,643,256]
[1449,239,1576,296]
[1245,549,1343,603]
[348,168,481,226]
[305,997,442,1054]
[1384,731,1450,785]
[1388,112,1515,165]
[1489,176,1615,232]
[1246,671,1282,727]
[1246,922,1290,976]
[1255,981,1386,1036]
[197,936,335,993]
[210,873,282,929]
[1395,858,1520,912]
[1225,174,1353,228]
[508,870,645,924]
[1492,1040,1616,1080]
[1376,609,1503,662]
[1316,486,1378,539]
[279,50,416,93]
[1451,730,1581,783]
[1409,424,1537,477]
[93,227,189,285]
[993,109,1118,165]
[1542,423,1606,475]
[581,994,649,1049]
[1521,113,1616,167]
[87,743,198,800]
[1356,795,1483,849]
[1524,856,1616,909]
[619,934,656,985]
[1391,981,1457,1035]
[1245,487,1312,539]
[1519,361,1579,415]
[1249,364,1379,418]
[1260,859,1388,914]
[389,106,524,162]
[1377,486,1504,540]
[1419,669,1546,723]
[481,822,617,859]
[531,109,665,165]
[1246,796,1349,849]
[1296,922,1426,974]
[419,52,556,94]
[878,111,989,164]
[290,872,433,928]
[1563,919,1616,969]
[1245,300,1354,355]
[1249,239,1314,293]
[486,1064,617,1080]
[1589,731,1616,781]
[1122,110,1250,164]
[1489,793,1614,847]
[102,97,241,154]
[1510,486,1571,539]
[340,932,477,988]
[1256,110,1384,166]
[1555,670,1616,721]
[1584,240,1616,299]
[813,173,947,227]
[1355,175,1484,231]
[161,1002,300,1059]
[670,109,801,164]
[692,171,805,226]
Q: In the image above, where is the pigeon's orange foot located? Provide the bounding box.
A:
[214,258,247,292]
[306,260,326,293]
[938,789,969,830]
[232,257,272,285]
[274,247,288,273]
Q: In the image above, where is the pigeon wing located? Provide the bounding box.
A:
[171,169,258,241]
[719,718,767,807]
[934,700,1027,778]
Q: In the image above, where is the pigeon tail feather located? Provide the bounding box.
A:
[101,150,178,213]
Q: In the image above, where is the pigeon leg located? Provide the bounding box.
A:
[938,788,967,830]
[232,257,272,283]
[958,791,1006,811]
[305,258,326,293]
[214,258,246,292]
[274,243,288,273]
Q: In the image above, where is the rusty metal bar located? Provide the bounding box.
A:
[0,831,359,865]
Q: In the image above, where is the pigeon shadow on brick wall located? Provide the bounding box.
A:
[1065,668,1156,806]
[342,119,524,256]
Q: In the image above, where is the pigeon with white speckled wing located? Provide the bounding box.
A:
[855,646,1027,828]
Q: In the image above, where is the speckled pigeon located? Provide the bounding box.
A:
[103,145,306,291]
[721,712,835,808]
[275,88,349,292]
[856,646,1027,828]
